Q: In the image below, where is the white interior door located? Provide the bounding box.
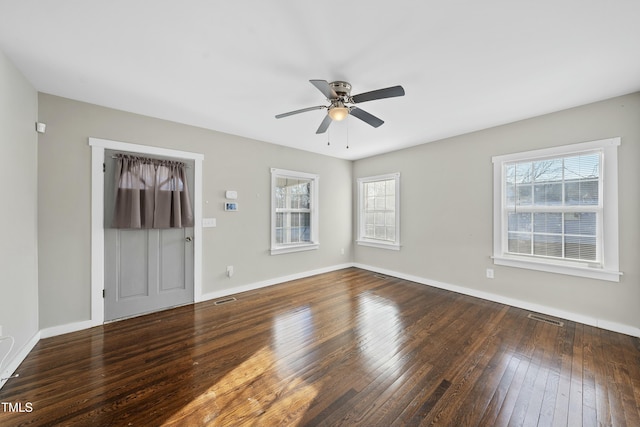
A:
[103,150,194,321]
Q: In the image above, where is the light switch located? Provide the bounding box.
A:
[225,190,238,200]
[202,218,216,228]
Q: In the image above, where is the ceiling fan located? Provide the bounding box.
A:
[275,80,405,134]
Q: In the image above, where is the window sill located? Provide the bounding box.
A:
[270,243,319,256]
[356,240,400,251]
[492,255,622,282]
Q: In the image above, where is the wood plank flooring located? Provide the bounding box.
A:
[1,268,639,426]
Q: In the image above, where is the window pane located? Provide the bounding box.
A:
[386,195,395,210]
[508,233,531,254]
[385,212,395,226]
[565,180,599,205]
[366,182,375,197]
[565,235,596,261]
[385,179,395,195]
[505,164,516,185]
[366,197,375,210]
[533,213,562,234]
[516,163,533,183]
[564,213,596,236]
[365,225,374,237]
[275,177,311,210]
[564,153,600,180]
[275,211,311,244]
[365,213,374,225]
[506,184,516,207]
[533,183,562,205]
[386,227,396,241]
[374,212,385,226]
[516,185,532,206]
[533,158,563,182]
[508,212,531,232]
[374,197,385,210]
[534,234,563,257]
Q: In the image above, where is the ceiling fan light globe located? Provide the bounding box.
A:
[328,107,349,121]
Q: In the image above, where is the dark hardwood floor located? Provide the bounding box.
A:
[1,268,639,426]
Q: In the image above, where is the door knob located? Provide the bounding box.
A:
[185,236,193,242]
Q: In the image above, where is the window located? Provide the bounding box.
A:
[492,138,621,281]
[271,168,319,255]
[357,173,400,250]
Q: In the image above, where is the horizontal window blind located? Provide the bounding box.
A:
[504,150,601,264]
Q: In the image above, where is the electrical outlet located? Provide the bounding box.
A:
[226,266,234,278]
[486,268,494,279]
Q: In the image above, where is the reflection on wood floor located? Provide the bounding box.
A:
[1,268,639,426]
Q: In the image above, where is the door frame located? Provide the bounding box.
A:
[89,137,204,325]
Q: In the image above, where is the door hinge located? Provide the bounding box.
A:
[103,163,106,173]
[102,289,105,298]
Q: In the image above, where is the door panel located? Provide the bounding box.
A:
[104,150,194,321]
[118,229,149,298]
[160,228,187,292]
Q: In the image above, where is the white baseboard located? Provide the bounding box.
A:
[354,263,640,338]
[40,320,96,339]
[0,331,41,391]
[198,263,353,303]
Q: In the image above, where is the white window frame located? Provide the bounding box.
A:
[270,168,319,255]
[356,172,401,250]
[492,137,621,282]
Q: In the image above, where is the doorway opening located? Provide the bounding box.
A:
[89,138,204,325]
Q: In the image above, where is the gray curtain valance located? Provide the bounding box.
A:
[111,154,194,229]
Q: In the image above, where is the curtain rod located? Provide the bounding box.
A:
[110,155,191,167]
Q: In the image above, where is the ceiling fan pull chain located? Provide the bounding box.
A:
[346,118,350,149]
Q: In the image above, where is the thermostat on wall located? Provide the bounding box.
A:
[225,190,238,199]
[224,202,238,211]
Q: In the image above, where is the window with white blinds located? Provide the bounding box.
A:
[271,168,319,255]
[492,138,621,281]
[357,173,400,250]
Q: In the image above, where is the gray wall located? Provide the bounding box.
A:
[0,50,39,367]
[353,92,640,331]
[26,88,640,334]
[37,94,353,329]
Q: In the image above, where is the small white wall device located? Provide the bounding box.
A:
[202,218,217,228]
[35,122,46,134]
[225,190,238,200]
[224,202,238,211]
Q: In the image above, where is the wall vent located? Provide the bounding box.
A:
[214,297,237,306]
[373,274,388,280]
[527,313,564,327]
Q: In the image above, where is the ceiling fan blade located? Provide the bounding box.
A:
[275,105,325,119]
[315,114,332,134]
[351,85,405,104]
[349,107,384,128]
[310,79,338,99]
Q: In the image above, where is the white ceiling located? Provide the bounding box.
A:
[1,1,639,160]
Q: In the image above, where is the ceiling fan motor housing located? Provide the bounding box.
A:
[329,81,352,99]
